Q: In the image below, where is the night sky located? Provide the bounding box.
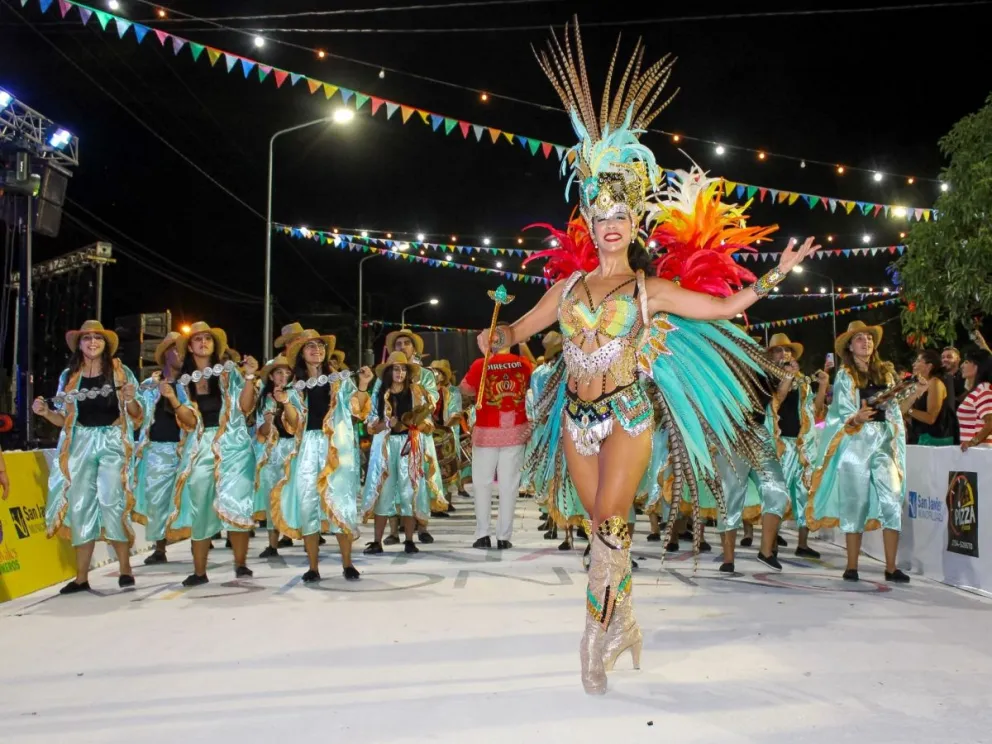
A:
[1,0,988,383]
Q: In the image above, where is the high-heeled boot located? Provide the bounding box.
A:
[603,535,642,672]
[580,517,631,695]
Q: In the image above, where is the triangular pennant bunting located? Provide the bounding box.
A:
[171,36,186,55]
[290,73,303,86]
[306,79,321,95]
[77,5,92,23]
[57,0,71,17]
[224,53,238,73]
[322,83,337,99]
[207,48,222,66]
[400,106,414,123]
[189,42,205,62]
[114,17,131,38]
[444,118,458,135]
[240,59,255,78]
[370,97,385,115]
[257,65,271,82]
[354,93,369,110]
[132,23,149,44]
[94,9,112,29]
[339,88,354,104]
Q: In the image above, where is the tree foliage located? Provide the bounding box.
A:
[897,92,992,345]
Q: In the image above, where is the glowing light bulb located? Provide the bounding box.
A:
[445,254,453,261]
[360,230,368,238]
[253,36,265,48]
[332,108,354,124]
[941,182,949,192]
[483,237,491,246]
[108,0,119,9]
[819,286,827,294]
[450,235,457,242]
[378,69,385,79]
[480,92,489,102]
[672,134,681,143]
[156,7,166,17]
[517,238,523,245]
[496,261,503,269]
[758,152,766,160]
[386,233,392,239]
[800,160,806,169]
[852,287,859,294]
[416,233,425,242]
[804,287,809,293]
[792,266,804,274]
[715,145,726,155]
[836,165,845,174]
[317,50,326,59]
[899,232,906,239]
[873,172,883,182]
[907,177,915,185]
[827,235,834,242]
[180,324,192,335]
[893,207,907,218]
[862,234,871,244]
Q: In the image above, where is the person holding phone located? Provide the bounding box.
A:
[806,321,921,583]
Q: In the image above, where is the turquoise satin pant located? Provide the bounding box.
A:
[46,425,132,546]
[254,437,296,522]
[363,432,429,519]
[781,437,809,529]
[134,441,180,542]
[172,427,252,541]
[814,421,904,533]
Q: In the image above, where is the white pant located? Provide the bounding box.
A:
[472,444,525,541]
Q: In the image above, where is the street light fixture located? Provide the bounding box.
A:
[264,111,354,353]
[401,298,440,327]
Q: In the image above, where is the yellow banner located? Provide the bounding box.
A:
[0,451,75,602]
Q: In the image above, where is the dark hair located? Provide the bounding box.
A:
[375,363,412,420]
[255,366,293,419]
[68,340,114,385]
[628,237,654,273]
[293,346,333,400]
[916,349,945,379]
[180,347,220,402]
[963,347,992,386]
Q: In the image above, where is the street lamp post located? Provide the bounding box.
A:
[265,109,354,355]
[400,298,440,327]
[357,254,378,368]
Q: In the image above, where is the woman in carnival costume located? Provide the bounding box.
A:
[428,359,465,505]
[267,331,369,582]
[132,331,183,565]
[492,18,818,694]
[806,321,916,583]
[159,322,260,587]
[33,320,142,593]
[253,355,297,558]
[361,351,446,555]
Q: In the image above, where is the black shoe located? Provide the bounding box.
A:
[679,530,693,541]
[538,518,550,531]
[665,541,680,553]
[446,503,456,513]
[224,538,232,549]
[843,568,859,582]
[277,536,294,548]
[235,565,253,579]
[418,531,434,544]
[343,565,361,581]
[383,535,400,546]
[776,535,788,547]
[497,540,512,550]
[582,544,591,571]
[631,559,639,571]
[212,532,222,540]
[302,569,321,583]
[182,574,209,587]
[795,546,821,559]
[250,529,256,538]
[458,490,470,499]
[646,532,661,542]
[59,580,90,595]
[719,562,735,574]
[544,527,558,540]
[885,569,910,583]
[259,546,279,558]
[143,551,167,565]
[118,574,135,588]
[363,541,384,555]
[740,537,754,547]
[318,535,327,545]
[430,510,450,518]
[576,527,588,540]
[404,540,420,554]
[558,539,572,551]
[757,552,782,571]
[473,536,492,549]
[698,540,712,553]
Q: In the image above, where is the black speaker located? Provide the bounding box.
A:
[33,163,70,238]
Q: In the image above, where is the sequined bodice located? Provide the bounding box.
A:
[558,272,645,387]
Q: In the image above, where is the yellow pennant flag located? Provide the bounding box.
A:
[306,79,321,95]
[723,180,737,194]
[488,127,501,144]
[787,192,800,205]
[503,132,515,144]
[417,110,430,124]
[323,83,338,99]
[844,201,857,214]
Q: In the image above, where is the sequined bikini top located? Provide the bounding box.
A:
[558,271,648,387]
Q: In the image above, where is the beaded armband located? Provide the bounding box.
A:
[753,268,786,298]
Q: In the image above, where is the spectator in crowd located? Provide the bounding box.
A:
[903,349,956,445]
[958,348,992,451]
[941,346,966,406]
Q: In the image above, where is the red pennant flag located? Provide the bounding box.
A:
[541,142,553,158]
[154,29,168,45]
[273,69,288,88]
[370,97,385,115]
[758,187,767,201]
[58,0,71,17]
[459,121,470,138]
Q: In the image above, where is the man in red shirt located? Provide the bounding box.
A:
[460,342,533,549]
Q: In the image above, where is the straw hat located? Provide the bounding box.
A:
[542,331,563,359]
[385,328,425,356]
[835,320,883,359]
[274,322,305,350]
[376,351,420,378]
[429,359,454,386]
[330,350,347,369]
[286,329,337,367]
[259,355,293,384]
[154,331,183,367]
[224,347,243,364]
[176,322,228,360]
[66,320,119,356]
[766,333,803,361]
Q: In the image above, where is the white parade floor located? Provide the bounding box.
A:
[1,494,991,743]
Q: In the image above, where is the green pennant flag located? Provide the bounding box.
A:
[257,65,271,83]
[746,185,758,200]
[807,195,820,209]
[444,118,457,135]
[528,138,540,155]
[189,42,205,62]
[354,92,369,110]
[94,9,111,29]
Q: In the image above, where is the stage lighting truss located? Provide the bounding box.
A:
[0,87,79,169]
[10,242,114,289]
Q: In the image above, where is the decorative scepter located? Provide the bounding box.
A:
[477,285,515,410]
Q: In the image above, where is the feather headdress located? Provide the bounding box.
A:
[647,167,778,297]
[522,211,599,283]
[534,16,678,224]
